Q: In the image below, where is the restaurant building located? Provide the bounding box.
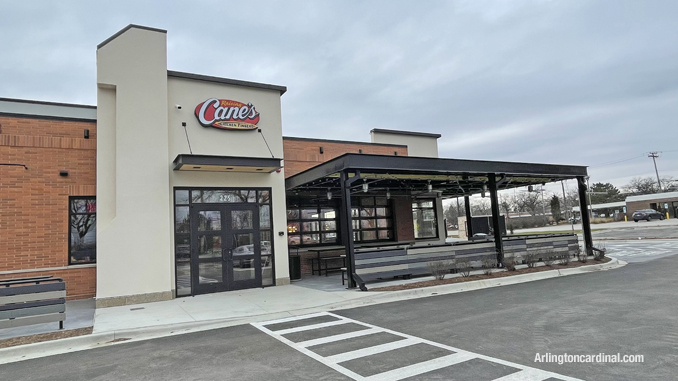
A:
[0,25,594,307]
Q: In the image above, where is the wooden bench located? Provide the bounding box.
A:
[0,276,66,330]
[344,246,457,291]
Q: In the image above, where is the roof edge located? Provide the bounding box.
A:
[370,128,442,139]
[0,97,96,109]
[283,136,407,148]
[97,24,167,50]
[168,70,287,95]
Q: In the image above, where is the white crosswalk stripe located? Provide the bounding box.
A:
[252,312,586,381]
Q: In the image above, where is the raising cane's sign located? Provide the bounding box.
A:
[194,98,260,130]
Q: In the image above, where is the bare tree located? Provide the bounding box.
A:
[70,202,96,249]
[471,198,491,215]
[623,177,661,195]
[514,191,542,217]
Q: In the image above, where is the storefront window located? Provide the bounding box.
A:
[412,199,438,239]
[352,197,393,243]
[69,197,96,265]
[287,201,338,246]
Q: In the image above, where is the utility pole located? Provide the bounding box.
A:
[648,152,662,192]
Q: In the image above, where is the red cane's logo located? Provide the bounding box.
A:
[195,98,260,130]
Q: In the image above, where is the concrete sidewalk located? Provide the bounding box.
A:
[0,257,625,365]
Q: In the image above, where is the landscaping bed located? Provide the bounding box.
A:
[371,257,612,291]
[0,326,93,349]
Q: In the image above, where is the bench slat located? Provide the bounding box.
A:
[0,312,65,329]
[0,298,63,312]
[0,304,65,320]
[354,249,407,260]
[0,290,66,305]
[0,282,65,297]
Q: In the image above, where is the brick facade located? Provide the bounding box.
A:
[1,123,414,296]
[0,115,97,299]
[283,137,407,177]
[627,197,678,219]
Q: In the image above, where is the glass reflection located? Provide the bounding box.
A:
[231,210,253,229]
[232,259,256,282]
[261,256,273,286]
[260,205,271,229]
[176,207,190,233]
[198,262,222,284]
[233,233,255,256]
[198,211,221,231]
[198,235,221,258]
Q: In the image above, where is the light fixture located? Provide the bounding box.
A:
[327,189,332,200]
[481,184,487,198]
[528,185,534,192]
[386,188,391,200]
[427,181,432,193]
[362,183,368,193]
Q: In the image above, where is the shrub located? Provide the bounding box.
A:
[427,260,452,280]
[559,252,571,266]
[523,251,539,268]
[541,250,556,267]
[481,256,497,276]
[593,243,607,261]
[502,256,517,271]
[456,257,472,277]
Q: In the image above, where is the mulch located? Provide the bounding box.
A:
[0,326,93,349]
[370,257,612,291]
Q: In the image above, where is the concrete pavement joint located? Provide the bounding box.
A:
[0,257,626,365]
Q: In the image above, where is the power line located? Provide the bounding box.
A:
[590,154,646,168]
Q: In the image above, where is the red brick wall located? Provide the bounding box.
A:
[283,137,408,177]
[393,196,415,241]
[0,115,96,299]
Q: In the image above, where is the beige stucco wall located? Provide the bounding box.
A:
[96,27,172,302]
[167,77,289,286]
[370,131,439,158]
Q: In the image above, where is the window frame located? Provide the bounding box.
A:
[351,196,394,243]
[286,200,339,247]
[68,196,97,265]
[412,198,439,240]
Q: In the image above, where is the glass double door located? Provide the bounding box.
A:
[190,204,261,294]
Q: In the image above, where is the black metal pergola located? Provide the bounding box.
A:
[285,153,592,288]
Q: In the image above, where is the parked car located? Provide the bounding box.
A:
[632,209,665,222]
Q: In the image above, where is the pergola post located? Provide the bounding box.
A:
[488,174,504,264]
[577,176,594,256]
[464,195,474,240]
[340,170,357,288]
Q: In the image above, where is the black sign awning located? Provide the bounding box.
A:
[173,154,283,173]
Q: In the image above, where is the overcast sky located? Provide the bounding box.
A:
[1,0,676,191]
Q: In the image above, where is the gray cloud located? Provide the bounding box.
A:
[1,0,676,187]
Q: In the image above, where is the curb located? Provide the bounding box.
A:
[0,257,626,365]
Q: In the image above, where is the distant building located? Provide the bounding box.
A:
[573,191,678,219]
